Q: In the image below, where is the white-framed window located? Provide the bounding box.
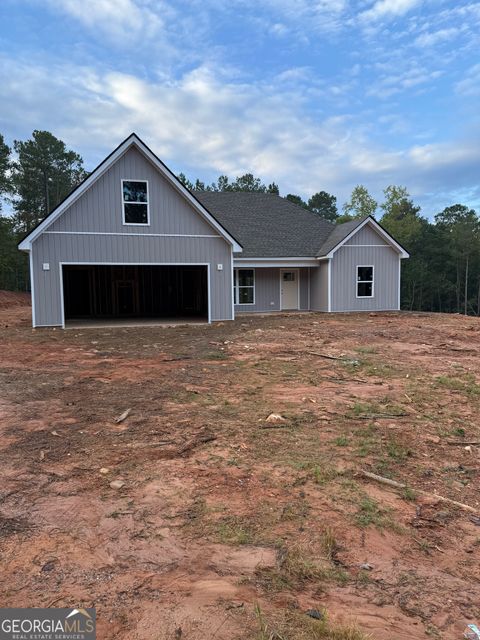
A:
[234,269,255,305]
[122,179,149,225]
[356,265,374,298]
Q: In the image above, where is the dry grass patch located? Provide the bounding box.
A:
[255,605,371,640]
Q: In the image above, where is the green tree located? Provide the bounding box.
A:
[11,130,87,233]
[178,173,206,191]
[380,185,410,216]
[0,215,29,291]
[434,204,479,315]
[380,195,429,310]
[307,190,338,221]
[342,185,377,219]
[266,182,279,195]
[0,134,12,210]
[285,194,308,208]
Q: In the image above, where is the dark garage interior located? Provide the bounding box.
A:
[62,265,208,322]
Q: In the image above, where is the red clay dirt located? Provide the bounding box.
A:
[1,293,480,639]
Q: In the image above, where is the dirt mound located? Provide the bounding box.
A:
[0,290,30,309]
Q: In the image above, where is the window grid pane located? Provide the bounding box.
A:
[239,287,254,304]
[357,266,373,297]
[357,266,373,282]
[124,203,148,224]
[234,269,254,305]
[357,282,372,297]
[123,181,148,202]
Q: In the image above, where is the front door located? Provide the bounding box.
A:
[280,270,299,310]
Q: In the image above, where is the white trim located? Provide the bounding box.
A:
[234,267,255,306]
[235,256,314,261]
[121,179,150,226]
[356,265,375,299]
[207,263,211,324]
[29,250,36,327]
[45,231,221,239]
[18,134,242,253]
[325,218,409,259]
[398,254,401,311]
[280,268,300,310]
[327,307,399,314]
[230,249,235,320]
[327,259,332,312]
[234,259,317,268]
[59,261,212,329]
[307,267,311,311]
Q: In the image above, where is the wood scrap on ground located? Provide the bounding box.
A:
[177,430,217,456]
[352,412,408,420]
[359,470,478,513]
[114,408,131,424]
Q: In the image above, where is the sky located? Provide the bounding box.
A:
[0,0,479,217]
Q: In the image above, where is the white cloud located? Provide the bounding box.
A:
[367,65,443,98]
[415,27,460,48]
[45,0,170,43]
[455,63,480,96]
[1,53,480,215]
[360,0,422,22]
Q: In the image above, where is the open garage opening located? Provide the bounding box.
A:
[62,264,209,326]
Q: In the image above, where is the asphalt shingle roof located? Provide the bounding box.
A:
[196,192,366,258]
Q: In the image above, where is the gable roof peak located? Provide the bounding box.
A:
[18,133,242,252]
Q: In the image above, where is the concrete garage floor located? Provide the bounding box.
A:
[65,317,207,329]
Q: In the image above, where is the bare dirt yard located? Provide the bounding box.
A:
[1,295,480,639]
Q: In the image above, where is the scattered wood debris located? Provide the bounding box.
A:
[114,408,131,424]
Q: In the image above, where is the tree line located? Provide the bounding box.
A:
[0,130,479,315]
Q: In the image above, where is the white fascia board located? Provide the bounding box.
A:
[19,134,243,253]
[234,257,318,267]
[325,217,409,259]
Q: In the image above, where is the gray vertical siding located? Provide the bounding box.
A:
[30,144,235,325]
[235,267,310,313]
[331,245,399,311]
[48,147,218,236]
[299,268,309,310]
[235,267,280,312]
[32,235,233,325]
[310,262,329,311]
[345,225,390,246]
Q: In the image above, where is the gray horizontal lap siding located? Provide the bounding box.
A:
[235,267,309,313]
[331,245,399,312]
[32,234,233,325]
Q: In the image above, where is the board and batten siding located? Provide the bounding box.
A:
[235,267,310,313]
[309,262,329,311]
[48,147,218,236]
[344,224,390,246]
[30,145,235,326]
[330,225,400,312]
[32,234,233,325]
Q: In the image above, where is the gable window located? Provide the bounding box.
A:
[122,180,149,225]
[234,269,255,305]
[356,265,374,298]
